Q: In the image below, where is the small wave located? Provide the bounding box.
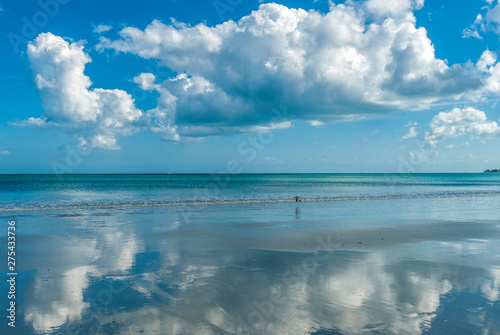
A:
[1,190,499,212]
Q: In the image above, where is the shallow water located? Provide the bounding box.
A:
[1,173,500,212]
[1,175,500,334]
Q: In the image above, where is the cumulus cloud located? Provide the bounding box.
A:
[20,3,500,145]
[132,72,291,140]
[21,33,142,149]
[96,2,486,138]
[474,49,500,94]
[365,0,424,18]
[425,107,500,145]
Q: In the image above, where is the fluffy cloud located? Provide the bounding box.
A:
[96,2,486,139]
[133,72,292,140]
[20,3,500,145]
[21,33,142,149]
[425,107,500,145]
[365,0,424,17]
[474,49,500,94]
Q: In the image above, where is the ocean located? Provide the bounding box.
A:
[2,173,500,211]
[1,173,500,334]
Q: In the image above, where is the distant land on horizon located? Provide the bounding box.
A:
[484,169,500,173]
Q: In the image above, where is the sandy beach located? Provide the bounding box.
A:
[2,185,500,334]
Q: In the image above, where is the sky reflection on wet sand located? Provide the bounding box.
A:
[2,198,500,335]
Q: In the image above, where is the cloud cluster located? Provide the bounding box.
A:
[425,107,500,145]
[19,2,500,148]
[23,33,143,149]
[95,2,485,141]
[462,1,500,40]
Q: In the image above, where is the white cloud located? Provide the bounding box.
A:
[93,24,112,34]
[96,3,485,139]
[402,126,418,140]
[12,116,48,127]
[485,3,500,32]
[462,14,484,39]
[425,107,500,145]
[476,49,497,72]
[91,134,119,150]
[462,2,500,39]
[19,3,500,145]
[402,121,418,140]
[475,49,500,94]
[365,0,424,18]
[462,27,482,39]
[0,150,9,155]
[20,33,142,149]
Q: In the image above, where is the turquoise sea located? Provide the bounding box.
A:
[1,173,500,334]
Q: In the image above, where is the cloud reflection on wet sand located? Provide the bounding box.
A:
[11,211,500,334]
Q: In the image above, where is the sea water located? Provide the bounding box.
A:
[1,173,500,211]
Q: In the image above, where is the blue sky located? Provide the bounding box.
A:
[1,0,500,173]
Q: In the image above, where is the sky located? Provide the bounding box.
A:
[1,0,500,173]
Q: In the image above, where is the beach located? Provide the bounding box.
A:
[1,174,500,334]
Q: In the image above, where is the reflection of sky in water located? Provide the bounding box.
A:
[2,197,500,335]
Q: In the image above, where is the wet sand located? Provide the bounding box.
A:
[2,197,500,334]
